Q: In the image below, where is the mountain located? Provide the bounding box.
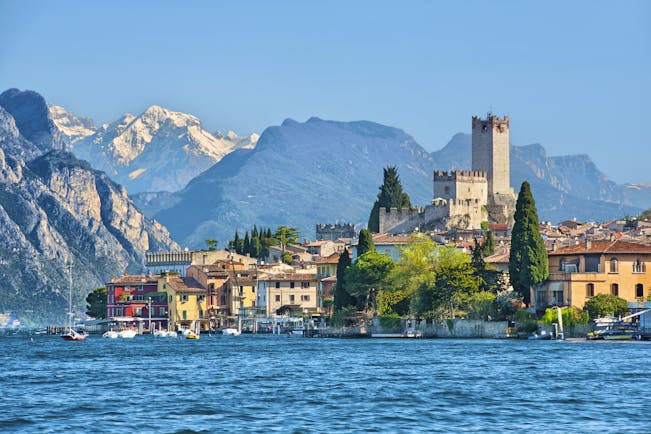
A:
[431,133,647,222]
[155,117,435,248]
[0,90,179,326]
[73,105,258,193]
[0,88,66,158]
[48,103,96,145]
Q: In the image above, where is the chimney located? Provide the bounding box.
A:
[585,238,592,250]
[552,241,557,252]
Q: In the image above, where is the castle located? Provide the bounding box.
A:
[379,114,516,234]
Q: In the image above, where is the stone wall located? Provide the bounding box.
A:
[433,170,488,202]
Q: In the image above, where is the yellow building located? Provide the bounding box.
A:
[261,272,319,317]
[159,273,209,332]
[536,240,651,311]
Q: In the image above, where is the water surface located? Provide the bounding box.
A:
[2,333,650,433]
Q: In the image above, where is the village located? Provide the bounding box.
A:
[87,115,651,340]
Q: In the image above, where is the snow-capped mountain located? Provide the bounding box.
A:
[48,104,96,146]
[73,105,258,193]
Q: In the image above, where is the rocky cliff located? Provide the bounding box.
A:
[0,90,179,326]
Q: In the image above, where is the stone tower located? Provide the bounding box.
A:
[471,114,515,224]
[471,114,511,198]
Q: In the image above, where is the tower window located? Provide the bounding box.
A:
[482,125,487,133]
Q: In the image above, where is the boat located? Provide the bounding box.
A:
[528,330,552,340]
[587,317,638,340]
[185,331,200,340]
[118,329,137,339]
[222,327,241,336]
[103,330,119,339]
[60,261,88,341]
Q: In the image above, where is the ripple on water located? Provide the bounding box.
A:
[3,335,651,433]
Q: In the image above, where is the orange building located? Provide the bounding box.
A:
[536,240,651,311]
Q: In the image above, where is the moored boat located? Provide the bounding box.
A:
[118,329,137,339]
[103,330,119,339]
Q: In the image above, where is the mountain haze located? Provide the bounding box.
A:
[155,117,435,247]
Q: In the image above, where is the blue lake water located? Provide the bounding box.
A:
[2,333,651,433]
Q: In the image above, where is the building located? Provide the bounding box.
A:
[316,223,356,241]
[379,114,516,234]
[535,240,651,311]
[352,234,413,261]
[106,274,167,331]
[145,249,257,276]
[315,252,341,303]
[159,273,209,332]
[259,271,319,317]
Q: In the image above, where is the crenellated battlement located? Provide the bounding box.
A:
[433,170,487,182]
[472,113,509,128]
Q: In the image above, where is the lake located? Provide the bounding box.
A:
[2,333,650,433]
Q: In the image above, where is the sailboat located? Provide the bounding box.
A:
[61,261,88,341]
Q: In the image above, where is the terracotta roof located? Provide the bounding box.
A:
[314,253,342,265]
[549,240,651,256]
[165,275,206,293]
[259,273,317,282]
[371,234,414,245]
[322,275,338,282]
[485,247,510,264]
[109,274,160,285]
[489,223,508,231]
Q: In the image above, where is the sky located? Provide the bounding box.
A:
[0,0,649,183]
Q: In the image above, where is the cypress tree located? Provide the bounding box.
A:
[232,231,241,254]
[483,230,495,257]
[250,227,261,258]
[243,231,251,255]
[509,181,549,306]
[357,229,375,257]
[334,248,355,311]
[368,166,411,232]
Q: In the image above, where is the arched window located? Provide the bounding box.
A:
[611,284,619,296]
[609,257,618,273]
[586,283,595,297]
[636,284,644,298]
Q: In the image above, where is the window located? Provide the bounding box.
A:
[301,295,310,302]
[290,282,295,288]
[302,282,310,288]
[275,282,280,289]
[586,283,594,297]
[159,307,166,316]
[609,258,618,273]
[290,295,295,303]
[199,309,203,318]
[180,294,188,302]
[444,186,450,195]
[182,310,187,320]
[198,295,205,301]
[275,295,280,302]
[560,258,566,272]
[169,295,172,302]
[636,284,644,298]
[633,259,646,273]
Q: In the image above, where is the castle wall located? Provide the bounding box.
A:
[433,170,488,202]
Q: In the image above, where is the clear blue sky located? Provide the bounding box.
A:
[1,0,649,183]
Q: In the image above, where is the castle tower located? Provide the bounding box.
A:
[471,114,511,198]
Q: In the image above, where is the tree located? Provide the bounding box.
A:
[243,231,250,255]
[345,251,394,313]
[232,231,244,254]
[274,225,299,253]
[333,248,356,312]
[205,239,219,251]
[86,286,107,319]
[584,294,629,319]
[483,230,495,257]
[368,166,411,232]
[357,229,375,256]
[281,251,293,264]
[509,181,549,306]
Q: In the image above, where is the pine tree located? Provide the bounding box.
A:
[334,248,355,311]
[357,229,375,257]
[232,231,241,253]
[243,231,250,255]
[483,230,495,257]
[509,181,549,305]
[368,166,411,232]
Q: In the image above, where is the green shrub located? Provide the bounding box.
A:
[541,306,589,326]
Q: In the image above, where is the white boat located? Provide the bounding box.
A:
[222,327,241,336]
[166,331,178,338]
[103,330,119,339]
[118,329,137,339]
[60,261,88,342]
[153,330,168,337]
